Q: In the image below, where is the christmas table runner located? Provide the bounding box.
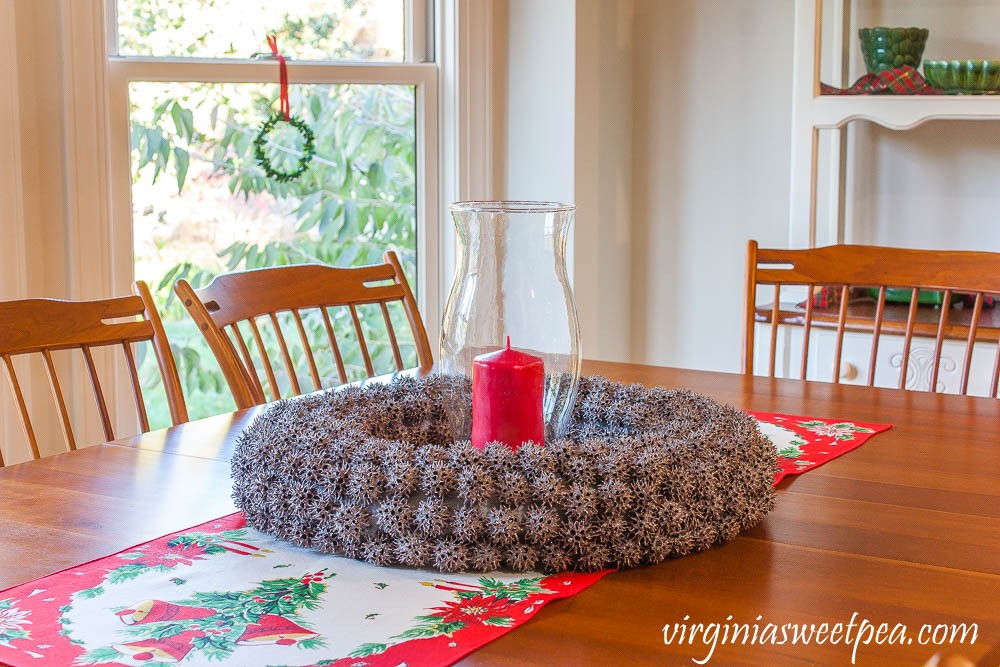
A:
[749,411,891,484]
[0,513,608,667]
[0,412,889,667]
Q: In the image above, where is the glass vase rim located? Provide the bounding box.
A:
[449,200,576,214]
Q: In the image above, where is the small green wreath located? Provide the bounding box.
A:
[253,113,315,182]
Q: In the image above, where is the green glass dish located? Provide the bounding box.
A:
[858,27,929,73]
[865,288,946,305]
[923,60,1000,92]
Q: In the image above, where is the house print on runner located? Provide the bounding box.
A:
[88,568,330,664]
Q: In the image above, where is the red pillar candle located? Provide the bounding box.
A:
[471,336,545,450]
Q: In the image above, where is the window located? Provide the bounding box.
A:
[106,0,438,427]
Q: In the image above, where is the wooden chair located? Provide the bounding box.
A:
[0,281,188,466]
[742,240,1000,396]
[174,251,433,409]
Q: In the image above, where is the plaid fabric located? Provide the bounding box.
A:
[797,286,869,310]
[800,286,846,309]
[820,66,941,95]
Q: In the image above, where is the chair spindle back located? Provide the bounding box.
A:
[742,240,1000,396]
[0,281,187,465]
[175,251,433,409]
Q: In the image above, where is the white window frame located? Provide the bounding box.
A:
[105,0,440,316]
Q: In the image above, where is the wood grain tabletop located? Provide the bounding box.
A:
[2,361,998,665]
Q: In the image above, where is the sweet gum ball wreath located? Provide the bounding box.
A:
[232,374,777,573]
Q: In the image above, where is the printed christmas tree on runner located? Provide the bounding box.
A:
[78,570,330,664]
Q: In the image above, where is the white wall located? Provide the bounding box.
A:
[503,0,576,202]
[574,0,634,363]
[1,0,73,465]
[629,0,794,372]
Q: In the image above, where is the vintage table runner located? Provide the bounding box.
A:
[0,412,889,666]
[749,411,891,484]
[0,512,608,667]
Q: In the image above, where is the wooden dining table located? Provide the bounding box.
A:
[2,361,998,665]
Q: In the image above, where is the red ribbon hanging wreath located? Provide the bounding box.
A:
[266,34,290,121]
[254,35,315,182]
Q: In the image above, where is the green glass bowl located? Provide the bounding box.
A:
[923,60,1000,92]
[858,27,929,73]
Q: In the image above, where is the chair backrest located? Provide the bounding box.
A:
[175,251,433,409]
[0,281,188,465]
[742,240,1000,396]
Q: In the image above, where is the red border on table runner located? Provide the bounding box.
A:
[748,410,892,484]
[0,512,610,667]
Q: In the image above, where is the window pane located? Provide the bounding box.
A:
[130,81,417,428]
[117,0,404,61]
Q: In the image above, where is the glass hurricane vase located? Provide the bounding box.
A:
[439,201,582,447]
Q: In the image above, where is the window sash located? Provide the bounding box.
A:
[106,0,430,63]
[109,57,435,84]
[104,0,439,326]
[104,46,441,349]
